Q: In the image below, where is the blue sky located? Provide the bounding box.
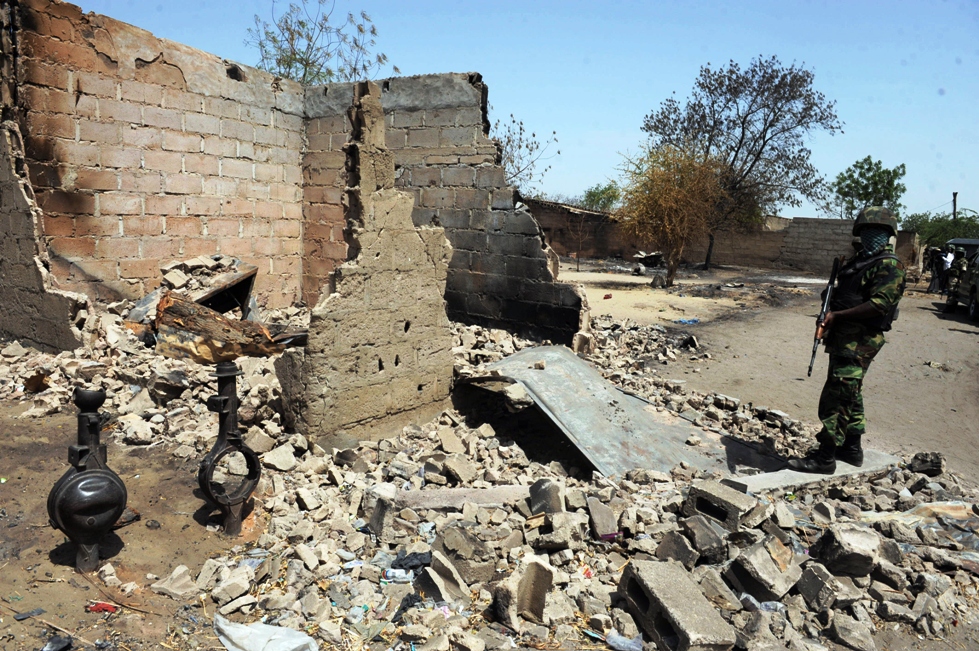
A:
[74,0,979,218]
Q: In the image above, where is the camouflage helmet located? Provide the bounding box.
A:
[955,246,966,255]
[853,206,898,237]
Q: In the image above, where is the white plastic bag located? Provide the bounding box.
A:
[214,614,319,651]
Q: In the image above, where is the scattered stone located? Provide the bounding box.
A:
[151,565,199,600]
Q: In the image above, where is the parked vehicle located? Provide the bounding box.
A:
[945,249,979,320]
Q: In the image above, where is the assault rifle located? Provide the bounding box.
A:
[808,256,843,377]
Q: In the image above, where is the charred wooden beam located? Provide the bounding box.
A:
[154,291,284,364]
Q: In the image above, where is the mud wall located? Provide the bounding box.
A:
[11,0,305,305]
[285,82,454,445]
[304,74,587,344]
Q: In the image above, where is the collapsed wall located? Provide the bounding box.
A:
[1,0,588,355]
[281,82,454,445]
[304,74,589,345]
[0,119,86,350]
[8,0,306,305]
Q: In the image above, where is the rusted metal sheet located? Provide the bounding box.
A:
[473,346,725,477]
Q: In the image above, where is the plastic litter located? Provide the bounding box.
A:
[605,629,643,651]
[381,569,414,583]
[673,318,700,325]
[213,613,318,651]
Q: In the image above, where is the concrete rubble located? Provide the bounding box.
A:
[2,310,979,651]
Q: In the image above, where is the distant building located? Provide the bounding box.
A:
[524,198,642,260]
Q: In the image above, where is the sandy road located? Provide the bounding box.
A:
[568,264,979,482]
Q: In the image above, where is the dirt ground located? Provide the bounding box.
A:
[0,409,263,650]
[565,260,979,484]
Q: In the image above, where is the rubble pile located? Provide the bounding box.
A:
[2,304,979,650]
[135,411,979,651]
[584,315,823,460]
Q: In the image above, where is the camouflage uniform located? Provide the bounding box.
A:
[818,246,905,445]
[947,249,969,293]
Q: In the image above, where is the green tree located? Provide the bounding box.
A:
[491,113,559,192]
[246,0,398,85]
[830,156,906,218]
[615,144,728,286]
[902,210,979,245]
[642,55,843,269]
[580,181,621,213]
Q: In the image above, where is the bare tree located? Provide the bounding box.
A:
[491,113,559,192]
[246,0,399,85]
[643,56,843,269]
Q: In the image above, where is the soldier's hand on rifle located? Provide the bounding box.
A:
[816,311,834,339]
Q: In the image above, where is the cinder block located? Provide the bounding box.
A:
[619,560,736,651]
[682,480,757,531]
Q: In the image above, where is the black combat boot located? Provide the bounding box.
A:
[836,434,864,467]
[788,436,837,474]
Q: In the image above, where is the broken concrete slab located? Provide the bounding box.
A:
[620,560,737,651]
[723,450,900,495]
[471,346,725,477]
[394,486,530,511]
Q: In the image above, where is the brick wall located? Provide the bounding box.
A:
[371,74,587,344]
[524,198,643,260]
[301,85,352,305]
[777,218,855,273]
[2,1,587,348]
[11,0,305,306]
[683,231,787,269]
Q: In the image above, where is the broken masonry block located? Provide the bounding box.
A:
[619,560,736,651]
[491,558,554,633]
[908,451,945,477]
[655,531,700,570]
[587,497,618,539]
[810,524,880,577]
[724,536,802,602]
[529,478,565,515]
[795,562,838,611]
[681,515,728,565]
[683,480,757,532]
[696,567,742,612]
[829,614,877,651]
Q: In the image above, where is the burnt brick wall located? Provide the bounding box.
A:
[305,74,587,344]
[11,0,305,306]
[0,120,86,351]
[301,86,351,305]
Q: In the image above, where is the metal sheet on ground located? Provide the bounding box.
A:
[482,346,725,477]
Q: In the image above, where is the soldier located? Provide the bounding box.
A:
[943,247,970,312]
[789,206,905,474]
[926,246,943,293]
